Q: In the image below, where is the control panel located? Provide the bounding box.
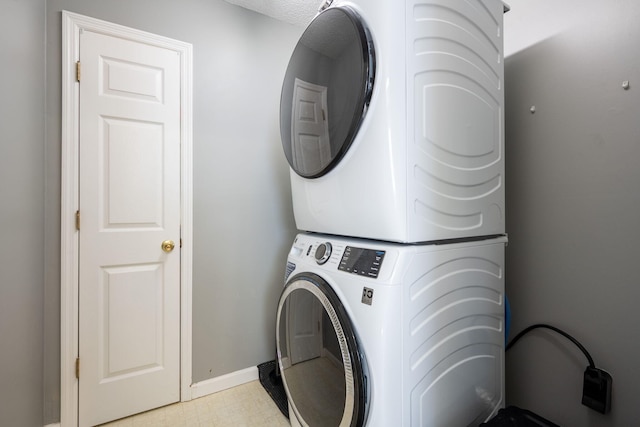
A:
[338,246,385,278]
[289,236,388,279]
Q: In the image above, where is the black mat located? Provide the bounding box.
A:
[258,360,289,419]
[480,406,560,427]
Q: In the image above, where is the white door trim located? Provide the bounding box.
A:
[60,11,193,427]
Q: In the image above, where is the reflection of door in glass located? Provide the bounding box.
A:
[287,289,322,365]
[291,78,330,175]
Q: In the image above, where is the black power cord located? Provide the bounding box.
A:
[506,323,595,368]
[506,323,612,414]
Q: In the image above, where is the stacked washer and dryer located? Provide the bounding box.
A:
[275,1,508,426]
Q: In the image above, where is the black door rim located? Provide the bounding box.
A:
[279,6,376,179]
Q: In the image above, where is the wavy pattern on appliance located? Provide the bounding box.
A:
[414,36,499,90]
[406,252,504,425]
[412,162,501,229]
[411,1,502,170]
[414,164,501,200]
[414,71,500,170]
[409,255,502,301]
[410,347,503,426]
[413,2,500,55]
[414,201,483,231]
[407,1,504,235]
[409,287,502,340]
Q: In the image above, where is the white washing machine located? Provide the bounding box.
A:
[276,233,507,426]
[280,0,507,243]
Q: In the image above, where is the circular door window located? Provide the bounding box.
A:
[276,273,369,426]
[280,7,375,178]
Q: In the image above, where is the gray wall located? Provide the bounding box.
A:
[2,0,301,424]
[0,0,45,426]
[504,1,640,425]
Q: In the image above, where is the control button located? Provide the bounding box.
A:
[315,242,332,265]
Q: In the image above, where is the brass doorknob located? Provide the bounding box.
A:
[161,240,175,253]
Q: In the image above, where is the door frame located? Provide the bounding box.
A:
[60,11,193,427]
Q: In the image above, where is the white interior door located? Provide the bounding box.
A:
[291,78,330,173]
[78,29,181,427]
[287,289,323,365]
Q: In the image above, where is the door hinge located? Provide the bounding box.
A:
[76,61,81,82]
[75,210,80,231]
[75,357,80,379]
[180,238,183,248]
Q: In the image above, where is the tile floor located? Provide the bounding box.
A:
[100,380,290,427]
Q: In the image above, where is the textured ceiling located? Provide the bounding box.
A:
[224,0,324,26]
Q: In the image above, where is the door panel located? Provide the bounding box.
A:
[101,56,163,101]
[101,263,164,377]
[291,78,330,175]
[78,29,181,427]
[103,118,164,226]
[287,288,322,364]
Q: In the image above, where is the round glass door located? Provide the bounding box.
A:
[276,273,369,426]
[280,7,375,178]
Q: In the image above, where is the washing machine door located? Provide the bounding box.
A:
[276,273,369,426]
[280,7,375,179]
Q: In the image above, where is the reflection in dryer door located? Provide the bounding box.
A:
[287,288,323,364]
[280,288,346,426]
[277,277,369,427]
[280,6,375,179]
[291,78,331,175]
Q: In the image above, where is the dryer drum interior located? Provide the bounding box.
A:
[276,273,369,426]
[280,6,375,179]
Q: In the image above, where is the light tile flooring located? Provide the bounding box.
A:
[100,380,290,427]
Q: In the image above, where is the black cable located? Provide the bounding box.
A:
[506,323,596,368]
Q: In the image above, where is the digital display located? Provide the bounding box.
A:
[338,246,385,278]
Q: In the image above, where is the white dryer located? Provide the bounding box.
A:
[276,233,507,426]
[280,0,507,243]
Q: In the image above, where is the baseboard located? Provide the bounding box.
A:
[190,366,259,400]
[48,369,259,425]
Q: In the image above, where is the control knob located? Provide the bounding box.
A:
[314,242,332,265]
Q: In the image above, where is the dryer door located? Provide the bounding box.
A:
[276,273,369,427]
[280,7,375,179]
